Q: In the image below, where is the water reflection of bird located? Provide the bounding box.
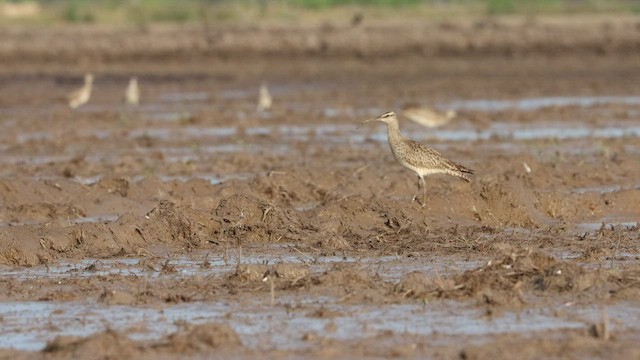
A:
[257,83,272,113]
[124,77,140,105]
[362,111,473,206]
[68,73,93,109]
[401,105,456,128]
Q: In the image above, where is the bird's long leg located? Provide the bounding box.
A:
[420,176,427,207]
[412,175,422,203]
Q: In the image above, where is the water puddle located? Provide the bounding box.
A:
[570,184,640,194]
[145,111,193,122]
[0,298,636,351]
[445,96,640,112]
[0,248,475,282]
[127,126,237,140]
[393,123,640,142]
[220,89,252,100]
[70,214,120,224]
[74,172,246,186]
[575,221,639,233]
[159,92,209,102]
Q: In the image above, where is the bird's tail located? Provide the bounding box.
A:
[455,163,474,182]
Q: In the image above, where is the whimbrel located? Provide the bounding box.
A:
[402,105,456,128]
[124,77,139,105]
[363,111,473,205]
[257,83,272,113]
[68,73,93,109]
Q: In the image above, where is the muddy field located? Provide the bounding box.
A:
[1,16,640,359]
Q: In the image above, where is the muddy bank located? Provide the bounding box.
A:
[1,16,640,67]
[1,171,638,266]
[1,18,640,358]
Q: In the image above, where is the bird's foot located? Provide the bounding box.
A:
[412,196,427,207]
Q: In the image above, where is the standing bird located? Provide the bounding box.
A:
[257,83,272,113]
[402,105,456,128]
[68,73,93,109]
[362,111,473,206]
[124,77,140,105]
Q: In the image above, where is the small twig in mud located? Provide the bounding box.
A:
[136,247,154,257]
[402,289,414,298]
[291,275,306,286]
[84,260,100,272]
[262,205,273,222]
[232,246,243,270]
[268,170,287,177]
[590,307,611,340]
[161,260,176,274]
[396,218,413,234]
[601,307,610,341]
[352,164,370,177]
[263,270,277,306]
[287,245,315,262]
[200,253,211,269]
[223,245,229,266]
[338,292,353,302]
[610,233,622,269]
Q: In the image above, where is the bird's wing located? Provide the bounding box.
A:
[402,139,473,174]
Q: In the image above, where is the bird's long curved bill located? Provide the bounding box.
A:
[357,117,376,129]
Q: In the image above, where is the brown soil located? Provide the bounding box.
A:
[0,16,639,359]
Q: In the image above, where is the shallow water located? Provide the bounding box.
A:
[0,250,475,281]
[575,221,639,232]
[0,297,636,351]
[444,96,640,112]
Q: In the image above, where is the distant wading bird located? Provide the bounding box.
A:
[363,111,474,206]
[402,105,456,128]
[124,77,140,105]
[68,73,93,109]
[257,83,272,113]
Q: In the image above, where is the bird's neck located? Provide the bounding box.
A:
[386,119,403,144]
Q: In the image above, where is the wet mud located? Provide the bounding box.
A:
[1,16,640,359]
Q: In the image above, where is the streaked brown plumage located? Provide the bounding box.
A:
[363,111,474,205]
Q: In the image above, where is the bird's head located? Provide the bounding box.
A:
[84,73,94,84]
[363,111,397,125]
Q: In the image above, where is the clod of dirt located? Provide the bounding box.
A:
[43,330,140,358]
[231,263,309,282]
[272,263,310,280]
[450,249,602,305]
[395,271,456,298]
[214,193,303,243]
[311,264,390,303]
[138,200,216,248]
[394,249,609,308]
[233,263,269,281]
[96,177,130,197]
[98,289,136,306]
[474,177,548,228]
[158,323,243,353]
